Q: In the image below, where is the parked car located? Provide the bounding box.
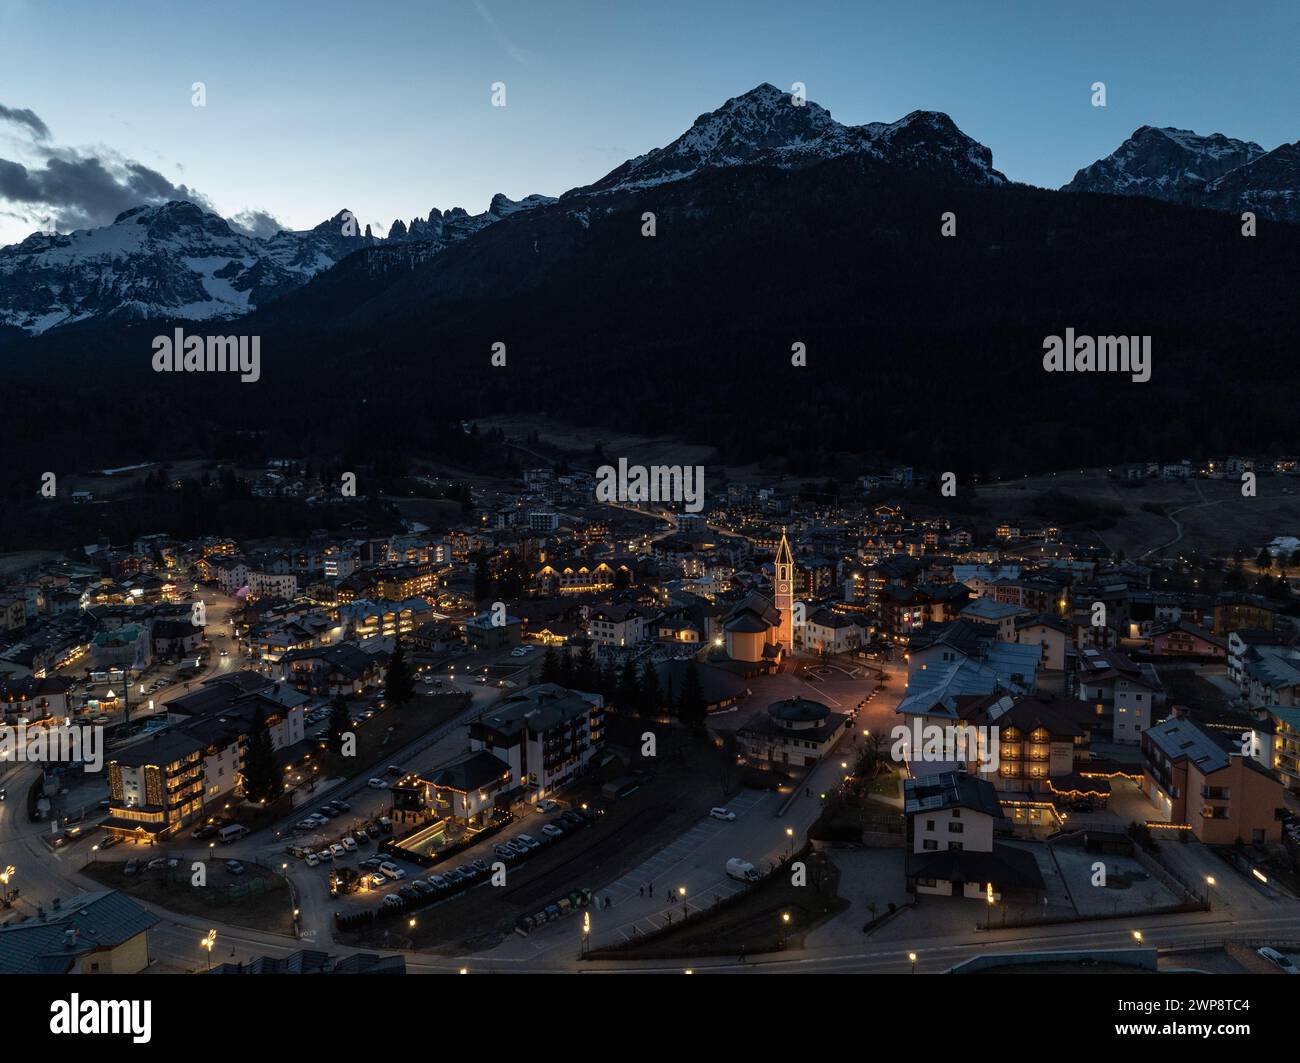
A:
[536,799,560,813]
[342,836,358,853]
[225,860,245,875]
[385,765,405,776]
[381,893,404,909]
[318,805,341,818]
[191,824,219,840]
[306,853,320,867]
[123,860,140,876]
[398,885,419,901]
[146,857,179,871]
[353,830,370,844]
[494,844,516,860]
[317,848,334,862]
[1257,947,1299,974]
[517,834,541,849]
[361,856,385,870]
[378,817,393,834]
[367,872,387,888]
[411,879,435,896]
[444,869,467,885]
[329,843,346,859]
[379,862,405,880]
[541,823,565,839]
[365,824,381,839]
[709,807,736,822]
[367,778,389,789]
[332,799,351,812]
[427,874,449,890]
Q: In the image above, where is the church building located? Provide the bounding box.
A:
[720,529,796,667]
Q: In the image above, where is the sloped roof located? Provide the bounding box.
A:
[0,890,158,974]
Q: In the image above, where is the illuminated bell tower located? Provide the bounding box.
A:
[774,527,794,650]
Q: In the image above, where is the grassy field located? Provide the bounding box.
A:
[85,858,294,935]
[973,471,1300,558]
[314,691,471,780]
[587,850,846,960]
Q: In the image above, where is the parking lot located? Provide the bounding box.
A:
[296,790,601,923]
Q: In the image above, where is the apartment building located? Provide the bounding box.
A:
[587,604,649,648]
[1075,648,1164,744]
[104,732,206,842]
[469,683,604,801]
[1141,714,1287,845]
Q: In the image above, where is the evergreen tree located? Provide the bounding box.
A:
[557,649,576,688]
[242,706,283,803]
[540,645,560,683]
[385,637,416,708]
[1257,547,1273,570]
[326,694,351,755]
[676,659,707,731]
[639,659,662,716]
[471,549,491,604]
[576,642,597,690]
[617,659,640,712]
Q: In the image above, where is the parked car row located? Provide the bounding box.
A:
[494,809,592,865]
[290,818,391,865]
[291,798,357,832]
[374,857,494,911]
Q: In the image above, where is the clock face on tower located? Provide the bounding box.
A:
[777,582,789,593]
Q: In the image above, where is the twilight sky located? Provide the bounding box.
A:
[0,0,1297,246]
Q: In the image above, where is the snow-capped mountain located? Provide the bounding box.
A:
[0,190,559,335]
[0,201,373,334]
[1063,125,1300,221]
[1201,140,1300,221]
[572,82,1006,196]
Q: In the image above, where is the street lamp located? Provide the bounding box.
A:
[786,826,795,858]
[201,929,217,970]
[0,866,13,903]
[1205,875,1216,910]
[908,951,917,974]
[1132,930,1144,944]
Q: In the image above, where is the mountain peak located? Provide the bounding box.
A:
[1063,125,1267,201]
[573,84,1003,196]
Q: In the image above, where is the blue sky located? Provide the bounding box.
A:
[1,0,1297,245]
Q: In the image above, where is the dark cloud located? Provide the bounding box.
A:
[0,148,213,230]
[0,110,283,239]
[229,208,285,239]
[0,103,51,141]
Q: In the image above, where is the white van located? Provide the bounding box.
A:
[725,857,760,882]
[217,824,249,844]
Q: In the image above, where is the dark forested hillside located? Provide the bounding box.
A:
[3,149,1300,502]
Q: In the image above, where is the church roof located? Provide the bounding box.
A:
[775,529,793,566]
